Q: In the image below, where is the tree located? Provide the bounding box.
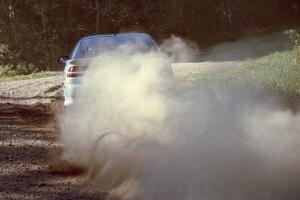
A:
[0,0,299,72]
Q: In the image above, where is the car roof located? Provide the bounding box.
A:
[81,33,152,40]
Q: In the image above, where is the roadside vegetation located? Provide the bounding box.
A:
[0,1,299,82]
[0,1,299,73]
[187,30,300,99]
[0,71,60,82]
[0,44,60,82]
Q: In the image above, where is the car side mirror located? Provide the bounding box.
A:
[57,56,69,64]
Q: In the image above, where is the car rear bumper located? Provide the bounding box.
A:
[63,80,80,106]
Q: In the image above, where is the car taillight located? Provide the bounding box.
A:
[68,66,79,72]
[66,73,81,78]
[66,66,87,78]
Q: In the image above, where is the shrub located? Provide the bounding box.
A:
[0,44,9,65]
[0,63,37,78]
[187,43,300,98]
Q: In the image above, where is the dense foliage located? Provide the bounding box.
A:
[0,0,299,72]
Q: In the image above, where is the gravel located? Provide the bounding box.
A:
[0,64,237,199]
[0,76,115,199]
[0,75,64,106]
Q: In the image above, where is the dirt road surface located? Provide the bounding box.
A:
[0,59,258,199]
[0,64,220,199]
[0,76,116,200]
[171,61,241,77]
[0,76,63,105]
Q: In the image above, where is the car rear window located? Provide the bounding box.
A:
[70,35,157,59]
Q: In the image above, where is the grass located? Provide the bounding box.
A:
[0,71,61,82]
[187,47,300,99]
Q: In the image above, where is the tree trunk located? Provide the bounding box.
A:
[8,0,16,45]
[68,0,73,26]
[95,0,100,32]
[40,10,49,70]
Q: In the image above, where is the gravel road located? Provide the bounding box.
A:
[0,64,219,199]
[0,50,267,199]
[172,61,241,77]
[0,59,258,199]
[0,107,114,199]
[0,61,231,199]
[0,76,116,199]
[0,75,64,106]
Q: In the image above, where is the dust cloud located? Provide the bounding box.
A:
[201,30,290,62]
[59,36,300,200]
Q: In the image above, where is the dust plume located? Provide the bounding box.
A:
[59,36,300,200]
[201,30,291,62]
[160,35,200,62]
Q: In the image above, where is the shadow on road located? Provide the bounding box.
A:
[0,104,113,200]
